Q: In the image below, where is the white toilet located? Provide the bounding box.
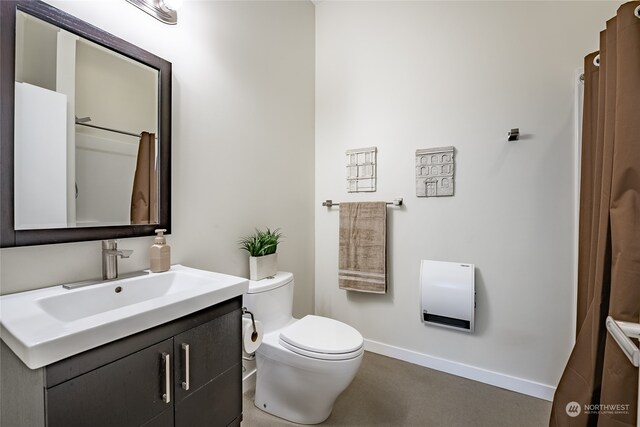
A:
[243,272,364,425]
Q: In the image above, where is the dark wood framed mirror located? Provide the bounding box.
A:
[1,0,171,247]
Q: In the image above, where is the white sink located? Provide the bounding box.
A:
[0,265,248,369]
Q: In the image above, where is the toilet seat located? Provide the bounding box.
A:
[278,315,364,361]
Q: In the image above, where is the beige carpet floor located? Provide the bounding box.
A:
[242,351,551,427]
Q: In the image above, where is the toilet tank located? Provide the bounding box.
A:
[243,271,294,333]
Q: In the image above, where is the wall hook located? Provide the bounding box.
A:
[507,128,520,141]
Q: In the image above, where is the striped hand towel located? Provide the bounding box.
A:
[338,202,387,293]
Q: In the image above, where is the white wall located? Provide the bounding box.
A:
[1,1,316,318]
[315,1,619,397]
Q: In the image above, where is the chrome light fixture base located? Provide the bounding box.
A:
[125,0,177,25]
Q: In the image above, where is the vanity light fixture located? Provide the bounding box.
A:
[125,0,182,25]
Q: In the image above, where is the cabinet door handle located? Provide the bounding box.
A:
[181,343,190,390]
[161,352,171,404]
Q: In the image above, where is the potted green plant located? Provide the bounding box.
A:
[239,228,283,280]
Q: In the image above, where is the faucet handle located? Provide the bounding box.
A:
[119,249,134,259]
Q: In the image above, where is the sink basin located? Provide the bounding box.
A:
[0,265,248,369]
[38,270,220,322]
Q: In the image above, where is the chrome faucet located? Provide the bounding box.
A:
[102,240,133,280]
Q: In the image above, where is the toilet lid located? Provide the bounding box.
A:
[279,315,363,357]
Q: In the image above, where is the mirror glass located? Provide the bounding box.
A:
[14,11,159,230]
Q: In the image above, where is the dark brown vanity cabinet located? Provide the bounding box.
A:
[1,297,242,427]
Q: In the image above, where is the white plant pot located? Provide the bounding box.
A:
[249,253,278,281]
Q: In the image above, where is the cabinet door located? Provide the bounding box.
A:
[173,308,241,403]
[46,339,174,427]
[174,363,241,427]
[173,308,242,426]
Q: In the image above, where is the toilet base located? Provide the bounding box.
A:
[254,396,331,425]
[254,348,363,424]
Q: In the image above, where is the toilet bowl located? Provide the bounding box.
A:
[243,272,364,425]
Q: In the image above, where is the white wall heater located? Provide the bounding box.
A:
[420,260,475,333]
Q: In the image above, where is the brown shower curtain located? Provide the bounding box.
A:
[130,131,158,224]
[550,2,639,426]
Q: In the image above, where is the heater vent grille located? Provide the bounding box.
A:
[423,312,471,330]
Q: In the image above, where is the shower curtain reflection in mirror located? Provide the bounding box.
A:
[130,132,158,225]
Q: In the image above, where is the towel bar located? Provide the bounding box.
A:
[322,198,403,208]
[605,316,640,427]
[606,316,640,367]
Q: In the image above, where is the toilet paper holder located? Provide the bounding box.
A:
[242,307,259,342]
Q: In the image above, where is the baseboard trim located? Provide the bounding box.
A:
[363,339,555,401]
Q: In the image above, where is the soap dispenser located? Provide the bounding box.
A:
[150,229,171,273]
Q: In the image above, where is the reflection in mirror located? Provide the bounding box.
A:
[14,11,159,230]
